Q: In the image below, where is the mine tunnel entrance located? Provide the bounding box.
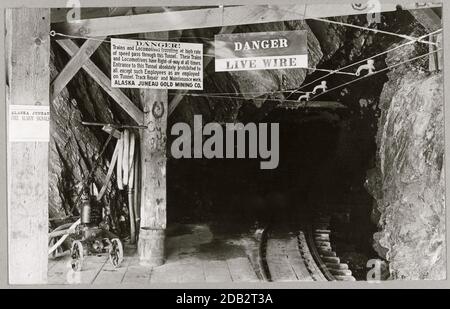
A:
[38,5,444,284]
[167,105,379,278]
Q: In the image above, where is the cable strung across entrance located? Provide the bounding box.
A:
[181,49,441,106]
[311,49,442,100]
[286,29,442,99]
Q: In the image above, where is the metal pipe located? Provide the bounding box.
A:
[128,187,136,244]
[133,142,141,233]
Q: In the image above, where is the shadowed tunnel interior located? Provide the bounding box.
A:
[44,6,445,281]
[166,102,382,280]
[167,106,379,270]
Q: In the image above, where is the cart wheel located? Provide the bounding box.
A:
[70,241,84,272]
[109,238,123,268]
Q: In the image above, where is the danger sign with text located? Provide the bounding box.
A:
[111,38,203,90]
[215,31,308,72]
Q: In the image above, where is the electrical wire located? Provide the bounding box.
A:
[49,10,443,103]
[311,49,442,101]
[179,49,439,106]
[181,49,441,104]
[285,28,442,99]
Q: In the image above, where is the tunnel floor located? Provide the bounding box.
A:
[48,223,262,284]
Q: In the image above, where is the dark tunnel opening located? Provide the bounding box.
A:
[167,106,380,279]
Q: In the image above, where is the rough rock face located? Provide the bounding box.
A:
[49,46,129,234]
[366,43,445,280]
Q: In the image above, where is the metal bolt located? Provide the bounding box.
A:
[79,27,88,36]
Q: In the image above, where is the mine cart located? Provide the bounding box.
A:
[69,188,124,272]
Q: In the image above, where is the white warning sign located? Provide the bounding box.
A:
[111,38,203,90]
[9,105,50,142]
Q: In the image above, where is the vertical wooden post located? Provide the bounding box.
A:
[138,32,168,267]
[6,8,50,284]
[429,33,443,72]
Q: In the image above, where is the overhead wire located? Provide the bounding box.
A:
[49,7,443,103]
[181,49,442,106]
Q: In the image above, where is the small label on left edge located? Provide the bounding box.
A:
[9,105,50,142]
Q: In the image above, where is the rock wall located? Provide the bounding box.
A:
[49,46,132,235]
[366,43,445,280]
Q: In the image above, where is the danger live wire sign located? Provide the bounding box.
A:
[111,38,203,90]
[215,31,308,72]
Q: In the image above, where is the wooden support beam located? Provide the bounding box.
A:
[56,39,144,124]
[6,8,50,284]
[50,7,133,23]
[168,25,237,116]
[408,8,442,72]
[431,33,443,72]
[51,37,105,102]
[52,2,442,38]
[138,32,168,267]
[408,8,442,32]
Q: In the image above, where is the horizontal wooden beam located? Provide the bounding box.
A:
[51,37,105,102]
[51,7,133,23]
[52,3,442,38]
[56,39,144,124]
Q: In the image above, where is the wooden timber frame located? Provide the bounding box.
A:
[6,8,50,285]
[5,3,442,283]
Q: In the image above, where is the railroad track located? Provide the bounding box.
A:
[258,218,356,282]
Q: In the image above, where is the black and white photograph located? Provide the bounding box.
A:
[4,1,446,287]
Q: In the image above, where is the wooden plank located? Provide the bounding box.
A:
[409,8,443,73]
[78,254,110,284]
[48,255,109,285]
[286,238,314,281]
[121,257,152,285]
[266,239,298,282]
[138,32,168,266]
[6,8,50,285]
[227,257,259,282]
[150,263,181,283]
[409,8,442,32]
[203,260,232,282]
[168,25,236,116]
[56,39,144,124]
[93,256,131,285]
[51,8,111,23]
[51,38,105,101]
[178,261,206,283]
[52,3,442,38]
[51,7,133,23]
